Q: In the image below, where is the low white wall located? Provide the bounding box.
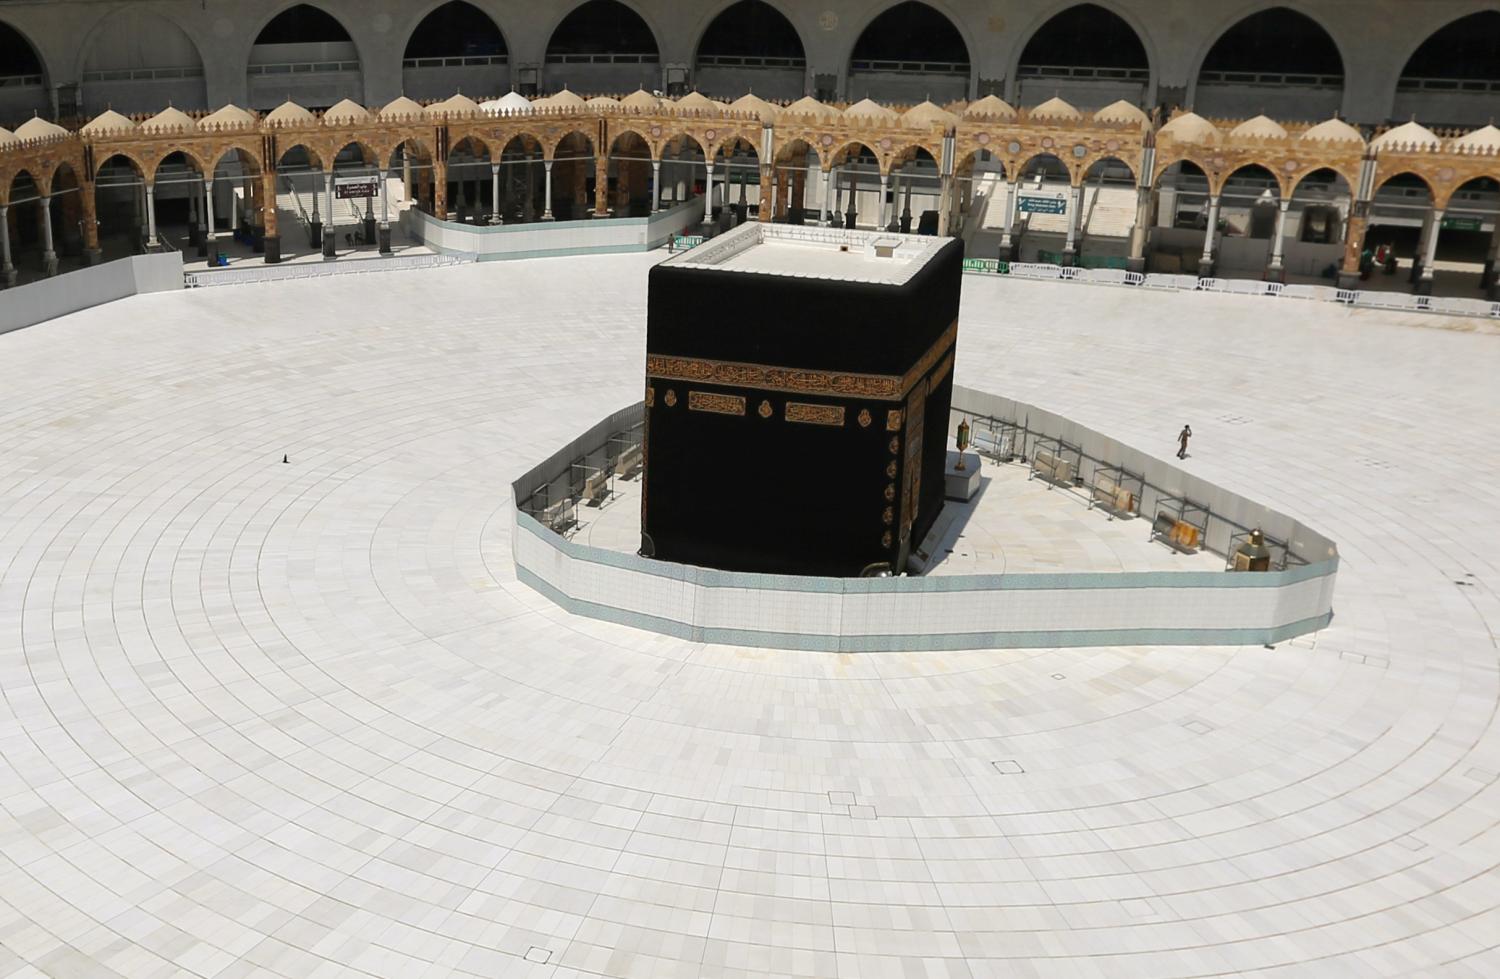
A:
[0,253,183,336]
[511,399,1339,652]
[404,197,705,261]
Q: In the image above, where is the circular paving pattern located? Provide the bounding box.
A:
[2,256,1499,978]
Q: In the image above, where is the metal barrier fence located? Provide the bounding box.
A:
[962,261,1500,320]
[184,253,465,288]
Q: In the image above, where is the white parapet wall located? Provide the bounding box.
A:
[403,197,707,262]
[0,253,184,336]
[511,397,1339,652]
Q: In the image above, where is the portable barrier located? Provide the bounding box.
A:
[960,263,1500,322]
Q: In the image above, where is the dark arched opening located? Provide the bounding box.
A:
[248,4,361,110]
[695,1,805,100]
[0,21,48,125]
[1195,8,1342,120]
[1017,4,1148,109]
[403,2,509,101]
[1396,13,1500,126]
[848,2,969,103]
[546,1,660,95]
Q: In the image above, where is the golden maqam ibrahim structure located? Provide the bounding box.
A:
[3,90,1499,294]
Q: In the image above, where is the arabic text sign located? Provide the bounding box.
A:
[335,177,379,200]
[1018,192,1067,215]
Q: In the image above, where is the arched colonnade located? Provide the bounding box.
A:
[3,95,1499,296]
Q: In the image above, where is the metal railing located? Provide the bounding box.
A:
[1197,69,1341,88]
[1396,75,1500,93]
[82,66,204,83]
[402,55,508,69]
[697,55,806,69]
[1017,64,1149,81]
[849,59,969,76]
[184,252,464,288]
[544,53,658,65]
[248,61,361,76]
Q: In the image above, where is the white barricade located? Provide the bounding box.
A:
[1280,284,1341,303]
[1426,296,1500,317]
[1353,291,1424,311]
[1006,262,1067,279]
[185,253,464,288]
[1076,268,1133,286]
[1141,273,1200,291]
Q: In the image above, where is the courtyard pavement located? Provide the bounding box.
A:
[1,256,1498,978]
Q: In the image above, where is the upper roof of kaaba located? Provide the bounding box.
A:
[660,224,951,287]
[649,227,963,376]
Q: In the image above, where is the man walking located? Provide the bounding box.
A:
[1177,424,1192,460]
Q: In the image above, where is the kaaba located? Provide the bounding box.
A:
[641,224,963,577]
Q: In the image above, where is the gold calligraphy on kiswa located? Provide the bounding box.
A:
[687,391,746,415]
[784,402,846,426]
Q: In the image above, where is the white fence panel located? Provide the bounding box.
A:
[1281,284,1340,303]
[1006,262,1066,280]
[1141,273,1199,291]
[185,253,464,288]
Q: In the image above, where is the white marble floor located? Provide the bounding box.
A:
[2,257,1499,978]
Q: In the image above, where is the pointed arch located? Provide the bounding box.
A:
[247,3,364,110]
[76,9,208,115]
[1190,6,1344,121]
[1011,3,1153,108]
[693,0,807,100]
[401,1,509,102]
[845,2,972,103]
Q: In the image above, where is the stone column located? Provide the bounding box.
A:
[901,170,913,233]
[594,157,610,216]
[1127,186,1151,273]
[999,177,1018,261]
[230,179,240,232]
[831,166,843,225]
[1416,207,1442,295]
[820,168,832,226]
[38,195,57,276]
[259,171,278,263]
[433,159,448,220]
[490,164,501,224]
[937,173,953,237]
[1062,185,1081,266]
[379,168,392,254]
[187,191,201,249]
[757,165,772,223]
[1198,194,1220,277]
[80,185,101,266]
[203,180,216,260]
[651,160,662,213]
[878,173,890,229]
[309,173,322,249]
[322,172,336,258]
[1265,198,1290,280]
[737,168,748,224]
[543,160,554,220]
[703,163,716,228]
[145,184,159,247]
[1,204,14,288]
[402,153,412,203]
[1336,204,1367,289]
